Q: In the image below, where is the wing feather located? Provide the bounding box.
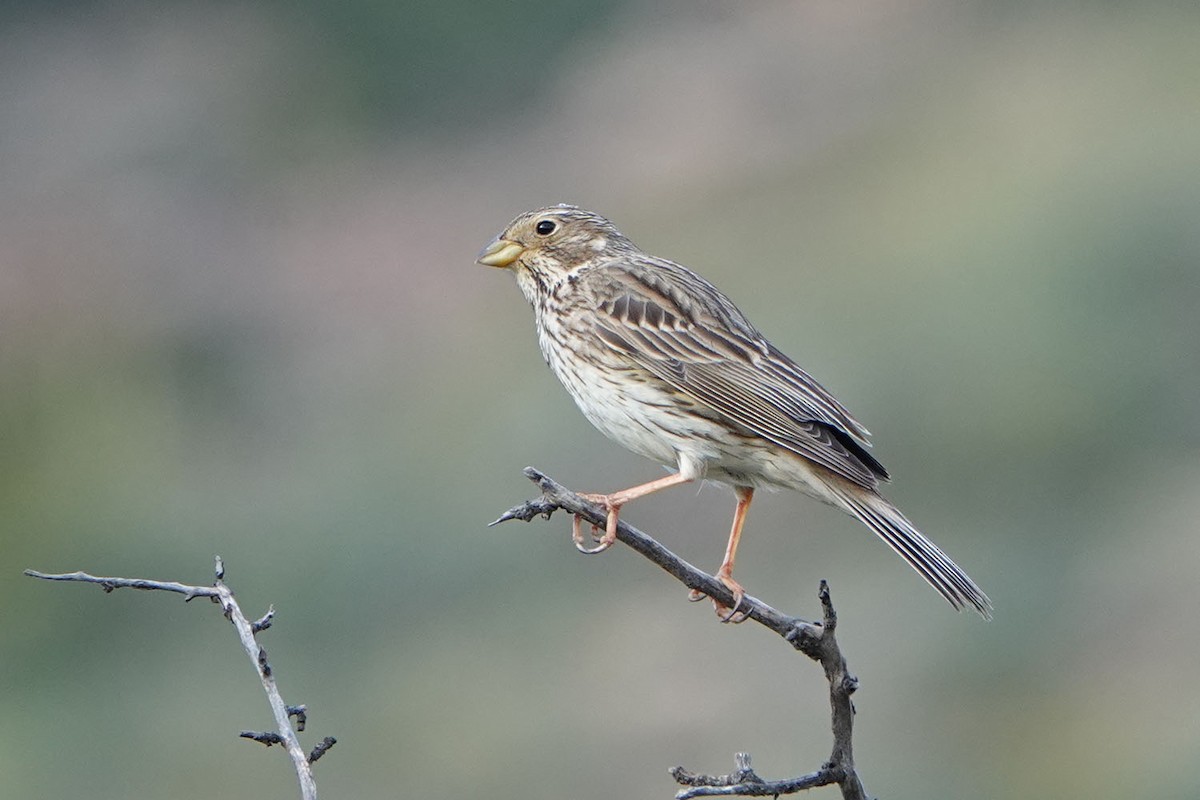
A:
[581,262,888,489]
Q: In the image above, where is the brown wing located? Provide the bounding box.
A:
[580,259,889,490]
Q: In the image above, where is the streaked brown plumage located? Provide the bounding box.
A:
[479,204,991,620]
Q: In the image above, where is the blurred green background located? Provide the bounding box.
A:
[3,1,1199,797]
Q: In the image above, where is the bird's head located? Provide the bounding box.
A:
[477,205,633,286]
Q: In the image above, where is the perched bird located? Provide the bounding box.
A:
[478,204,991,620]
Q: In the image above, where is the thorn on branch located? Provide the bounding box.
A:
[488,495,559,527]
[241,731,285,747]
[308,736,337,764]
[287,705,308,732]
[252,606,276,634]
[257,646,272,677]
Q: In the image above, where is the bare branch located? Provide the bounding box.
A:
[22,569,221,601]
[493,467,873,800]
[671,752,839,798]
[24,558,332,800]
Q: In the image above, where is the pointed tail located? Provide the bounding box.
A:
[824,480,993,619]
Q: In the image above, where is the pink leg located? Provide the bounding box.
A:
[571,471,695,554]
[689,486,754,622]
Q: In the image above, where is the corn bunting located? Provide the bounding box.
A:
[478,204,991,620]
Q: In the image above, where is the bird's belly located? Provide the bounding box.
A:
[704,442,842,506]
[569,370,701,465]
[540,329,844,508]
[543,347,715,468]
[580,388,841,508]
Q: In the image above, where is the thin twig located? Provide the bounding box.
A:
[492,467,872,800]
[21,570,222,601]
[24,558,330,800]
[671,752,837,798]
[241,731,287,747]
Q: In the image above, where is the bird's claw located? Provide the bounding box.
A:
[571,494,620,554]
[688,574,749,623]
[720,601,749,624]
[572,515,614,553]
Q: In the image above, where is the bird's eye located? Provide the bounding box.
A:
[535,219,557,236]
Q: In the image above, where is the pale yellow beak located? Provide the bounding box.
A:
[476,237,525,268]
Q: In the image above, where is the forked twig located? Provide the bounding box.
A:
[493,467,871,800]
[24,558,334,800]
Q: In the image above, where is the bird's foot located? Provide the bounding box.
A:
[571,494,620,554]
[687,570,748,623]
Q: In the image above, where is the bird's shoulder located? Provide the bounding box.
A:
[571,257,765,356]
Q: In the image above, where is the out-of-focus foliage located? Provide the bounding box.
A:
[3,2,1198,798]
[275,0,627,135]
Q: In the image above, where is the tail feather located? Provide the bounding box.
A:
[825,482,993,619]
